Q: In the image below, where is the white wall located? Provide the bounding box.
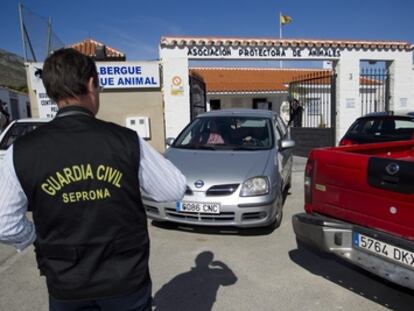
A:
[160,47,191,138]
[207,94,286,111]
[161,42,414,143]
[335,49,414,143]
[0,87,29,120]
[0,89,9,109]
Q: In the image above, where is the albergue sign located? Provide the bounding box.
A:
[187,46,341,59]
[29,61,161,119]
[98,62,160,89]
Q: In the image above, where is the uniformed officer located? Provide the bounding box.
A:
[0,48,186,311]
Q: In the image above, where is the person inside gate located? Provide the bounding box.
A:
[288,98,303,127]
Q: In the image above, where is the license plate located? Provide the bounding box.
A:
[353,232,414,268]
[176,201,220,214]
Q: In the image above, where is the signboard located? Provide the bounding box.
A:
[399,98,408,108]
[346,98,356,109]
[28,61,161,118]
[98,62,160,89]
[170,75,184,96]
[28,63,58,118]
[187,46,342,60]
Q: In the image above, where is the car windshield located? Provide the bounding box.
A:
[173,116,273,150]
[347,117,414,141]
[0,122,45,150]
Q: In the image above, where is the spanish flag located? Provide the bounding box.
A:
[280,14,292,25]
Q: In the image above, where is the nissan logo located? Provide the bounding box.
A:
[385,163,400,175]
[194,180,204,188]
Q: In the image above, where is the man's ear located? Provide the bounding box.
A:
[87,77,95,93]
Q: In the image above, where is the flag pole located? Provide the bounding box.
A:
[279,12,282,39]
[279,12,283,68]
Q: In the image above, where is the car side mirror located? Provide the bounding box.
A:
[165,137,175,147]
[280,139,295,150]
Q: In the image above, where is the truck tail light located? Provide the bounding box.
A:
[339,138,356,146]
[304,158,315,206]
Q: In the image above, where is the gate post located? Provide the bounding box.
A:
[160,51,191,139]
[334,57,360,145]
[330,72,337,146]
[385,68,391,112]
[387,56,413,112]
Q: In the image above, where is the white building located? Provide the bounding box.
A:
[0,86,30,120]
[26,36,414,155]
[160,36,414,154]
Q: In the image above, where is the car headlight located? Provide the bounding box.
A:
[240,176,269,197]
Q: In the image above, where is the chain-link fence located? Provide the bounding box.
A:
[19,4,65,62]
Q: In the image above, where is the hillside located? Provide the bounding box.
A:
[0,49,27,92]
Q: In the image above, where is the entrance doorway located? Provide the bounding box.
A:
[360,61,391,115]
[189,74,206,120]
[288,71,337,156]
[160,36,412,150]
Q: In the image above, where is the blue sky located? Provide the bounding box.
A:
[2,0,414,62]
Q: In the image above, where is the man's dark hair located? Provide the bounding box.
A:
[42,48,98,102]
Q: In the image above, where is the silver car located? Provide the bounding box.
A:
[144,109,295,229]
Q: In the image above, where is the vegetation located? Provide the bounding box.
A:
[0,49,27,93]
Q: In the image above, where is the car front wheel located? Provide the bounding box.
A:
[269,194,283,230]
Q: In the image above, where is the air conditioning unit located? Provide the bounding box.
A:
[126,117,150,139]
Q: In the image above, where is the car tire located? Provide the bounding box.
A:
[285,174,292,192]
[269,194,283,230]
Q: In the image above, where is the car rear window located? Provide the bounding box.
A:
[347,117,414,141]
[0,123,45,150]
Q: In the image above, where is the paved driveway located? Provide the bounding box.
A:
[0,157,413,310]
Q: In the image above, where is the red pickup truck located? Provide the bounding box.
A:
[293,140,414,289]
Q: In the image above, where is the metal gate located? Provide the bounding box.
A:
[288,71,337,157]
[360,68,390,115]
[189,74,206,120]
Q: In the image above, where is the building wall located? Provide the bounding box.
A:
[160,56,191,138]
[335,49,414,144]
[159,48,191,138]
[98,89,165,152]
[26,62,166,152]
[161,41,414,144]
[0,87,29,120]
[27,86,166,152]
[26,62,43,118]
[207,93,289,121]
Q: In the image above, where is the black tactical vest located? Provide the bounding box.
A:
[13,106,150,300]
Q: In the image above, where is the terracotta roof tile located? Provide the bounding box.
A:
[189,68,330,93]
[69,38,125,59]
[162,36,413,51]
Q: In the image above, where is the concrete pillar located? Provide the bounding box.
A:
[388,54,413,111]
[160,47,191,139]
[334,55,360,144]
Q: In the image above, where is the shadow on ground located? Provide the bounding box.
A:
[151,220,275,236]
[289,240,414,311]
[153,251,237,311]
